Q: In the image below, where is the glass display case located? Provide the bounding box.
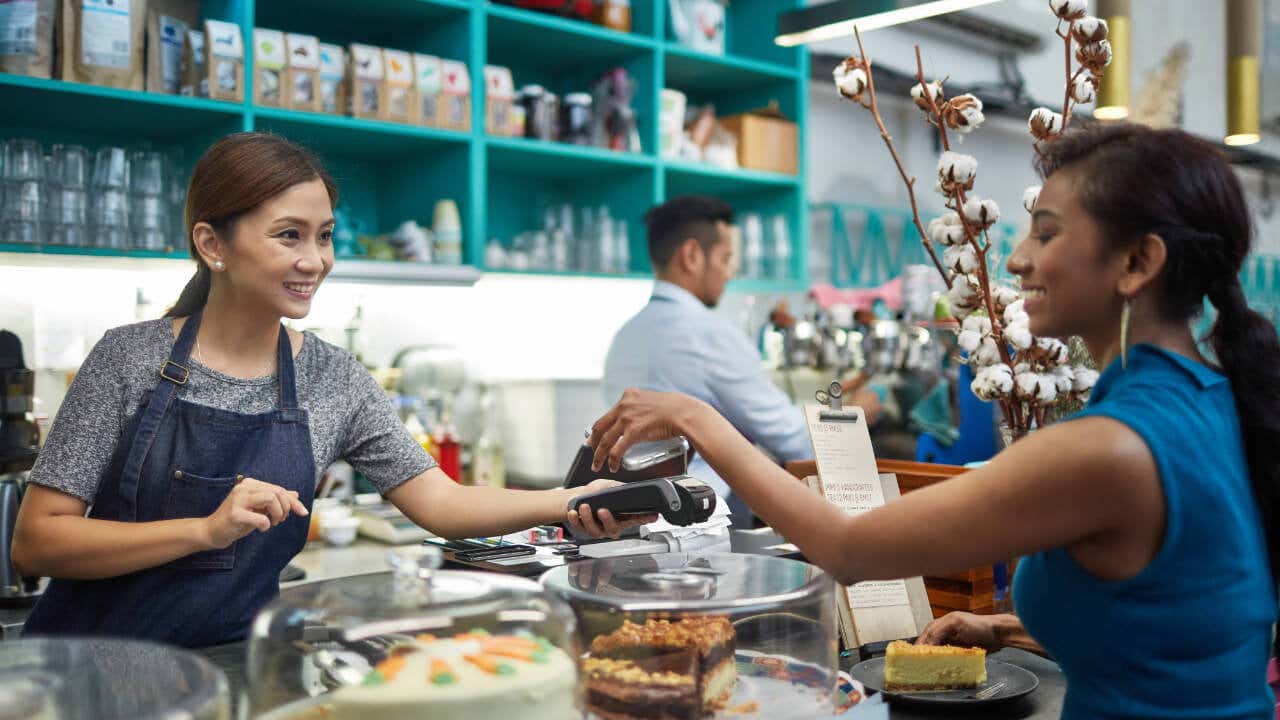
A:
[540,552,838,719]
[245,546,580,720]
[0,637,230,720]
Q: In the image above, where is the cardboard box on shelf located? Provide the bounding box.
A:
[439,59,470,131]
[347,43,384,119]
[203,19,244,102]
[145,0,199,94]
[483,65,515,136]
[381,48,414,123]
[318,42,345,115]
[252,28,286,107]
[720,103,799,175]
[284,33,320,112]
[412,53,443,127]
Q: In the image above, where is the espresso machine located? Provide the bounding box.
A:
[1,330,43,606]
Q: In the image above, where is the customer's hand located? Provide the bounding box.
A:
[566,479,659,539]
[916,611,1004,651]
[588,389,703,472]
[203,476,308,550]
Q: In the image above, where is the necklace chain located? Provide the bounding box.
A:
[195,335,276,378]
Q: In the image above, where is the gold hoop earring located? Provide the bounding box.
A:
[1120,298,1131,370]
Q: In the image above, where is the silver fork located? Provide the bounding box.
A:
[974,681,1008,700]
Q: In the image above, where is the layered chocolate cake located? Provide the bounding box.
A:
[584,616,736,720]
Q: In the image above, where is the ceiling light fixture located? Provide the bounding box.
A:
[1093,0,1130,120]
[775,0,1006,47]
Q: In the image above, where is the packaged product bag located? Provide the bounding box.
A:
[0,0,56,78]
[318,42,345,115]
[252,27,285,107]
[179,28,204,96]
[203,18,242,102]
[380,48,413,123]
[411,53,442,126]
[145,0,198,94]
[347,43,383,119]
[59,0,147,89]
[438,59,470,130]
[284,33,320,112]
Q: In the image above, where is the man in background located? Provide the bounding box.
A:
[602,195,815,527]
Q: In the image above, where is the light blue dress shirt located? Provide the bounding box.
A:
[602,281,813,501]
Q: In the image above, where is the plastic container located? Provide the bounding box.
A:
[540,552,839,719]
[246,546,581,719]
[0,637,230,720]
[321,516,361,547]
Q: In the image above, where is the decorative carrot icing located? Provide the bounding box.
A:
[429,658,456,685]
[465,653,514,675]
[374,654,407,681]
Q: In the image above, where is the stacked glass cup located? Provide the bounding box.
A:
[2,139,44,244]
[130,151,169,251]
[90,147,130,249]
[45,145,90,246]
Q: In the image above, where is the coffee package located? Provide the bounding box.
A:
[59,0,147,90]
[381,48,413,123]
[483,65,515,136]
[0,0,56,78]
[317,42,345,115]
[284,33,320,112]
[347,43,383,119]
[411,53,442,127]
[145,0,198,94]
[203,19,243,102]
[179,28,204,96]
[438,59,470,130]
[252,27,285,107]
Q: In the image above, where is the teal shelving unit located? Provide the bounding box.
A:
[0,0,808,291]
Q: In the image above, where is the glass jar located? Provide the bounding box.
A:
[541,552,839,719]
[560,93,594,146]
[246,546,581,719]
[0,637,230,720]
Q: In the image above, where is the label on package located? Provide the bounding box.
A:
[159,15,189,93]
[413,53,441,92]
[82,0,132,69]
[383,48,412,86]
[441,59,469,94]
[318,42,343,79]
[254,28,285,69]
[286,33,319,69]
[205,19,243,59]
[484,65,513,100]
[350,44,382,80]
[0,0,38,56]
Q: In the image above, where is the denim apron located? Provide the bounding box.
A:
[23,311,315,647]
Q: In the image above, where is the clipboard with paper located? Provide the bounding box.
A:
[802,397,934,650]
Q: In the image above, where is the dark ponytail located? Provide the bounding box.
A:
[165,132,338,317]
[1037,123,1280,580]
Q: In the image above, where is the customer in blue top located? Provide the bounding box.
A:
[576,123,1280,719]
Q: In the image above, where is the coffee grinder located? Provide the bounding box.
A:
[1,330,43,606]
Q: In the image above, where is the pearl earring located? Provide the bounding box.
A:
[214,261,224,270]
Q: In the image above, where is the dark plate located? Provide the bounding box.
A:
[850,656,1039,706]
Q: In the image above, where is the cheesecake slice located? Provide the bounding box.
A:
[882,640,987,692]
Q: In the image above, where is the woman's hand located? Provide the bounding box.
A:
[916,611,1004,651]
[588,389,704,472]
[565,479,660,539]
[203,476,308,550]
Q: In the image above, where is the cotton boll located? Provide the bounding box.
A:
[957,329,982,352]
[1015,371,1040,399]
[937,151,978,195]
[1022,185,1041,214]
[1053,365,1076,393]
[961,315,992,336]
[1029,107,1064,141]
[974,336,1002,366]
[834,58,868,101]
[962,197,1000,228]
[1006,323,1033,350]
[911,79,944,112]
[991,286,1020,314]
[1072,16,1108,43]
[928,211,966,246]
[948,277,981,317]
[1035,375,1059,403]
[1049,0,1087,21]
[1073,367,1100,393]
[1070,75,1097,104]
[944,244,980,274]
[1003,298,1026,324]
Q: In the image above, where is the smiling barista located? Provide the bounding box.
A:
[11,133,646,648]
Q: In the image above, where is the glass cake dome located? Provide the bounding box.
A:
[540,552,838,719]
[0,637,230,720]
[245,546,580,720]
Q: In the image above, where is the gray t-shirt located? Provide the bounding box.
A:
[29,319,435,504]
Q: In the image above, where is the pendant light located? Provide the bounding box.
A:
[1093,0,1130,120]
[1225,0,1262,146]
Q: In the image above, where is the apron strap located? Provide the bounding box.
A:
[276,325,299,410]
[116,311,202,521]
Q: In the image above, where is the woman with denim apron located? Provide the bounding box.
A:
[12,133,649,647]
